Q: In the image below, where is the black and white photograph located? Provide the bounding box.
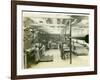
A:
[23,12,89,69]
[11,1,97,79]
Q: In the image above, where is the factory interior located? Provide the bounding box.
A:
[23,12,89,69]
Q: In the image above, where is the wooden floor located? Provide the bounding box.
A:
[30,49,89,69]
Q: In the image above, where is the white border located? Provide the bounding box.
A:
[17,5,94,75]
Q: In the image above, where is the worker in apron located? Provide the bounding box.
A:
[34,44,40,64]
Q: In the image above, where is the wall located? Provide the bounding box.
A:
[0,0,99,80]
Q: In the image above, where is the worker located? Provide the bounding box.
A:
[34,44,40,64]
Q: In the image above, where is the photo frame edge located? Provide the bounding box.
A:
[11,1,97,79]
